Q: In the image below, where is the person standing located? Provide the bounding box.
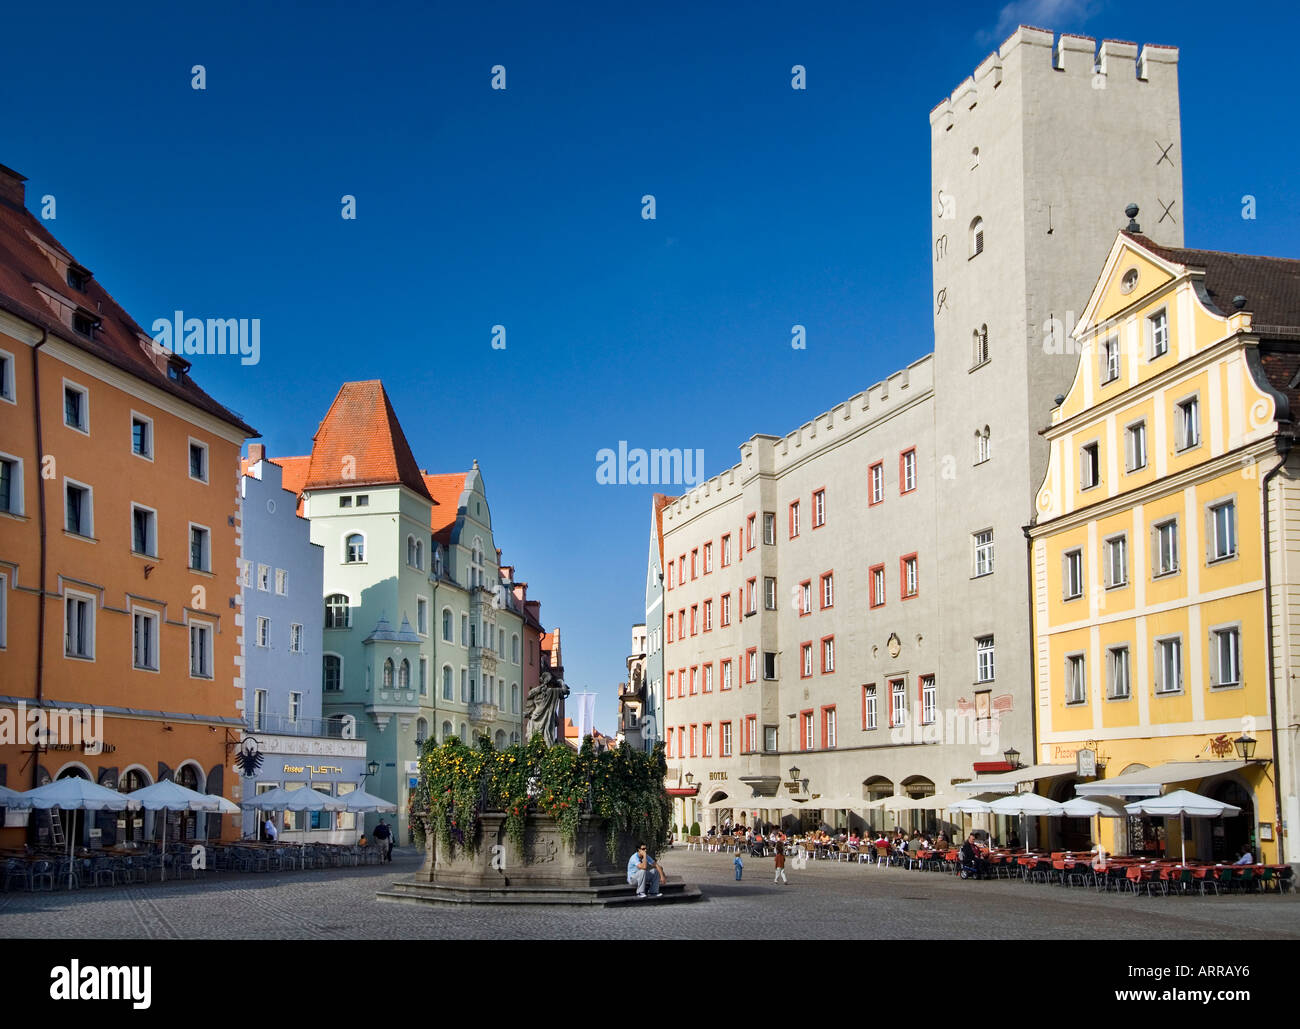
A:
[373,818,393,861]
[263,816,278,842]
[774,841,788,884]
[734,852,744,880]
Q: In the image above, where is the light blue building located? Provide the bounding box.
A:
[238,446,367,841]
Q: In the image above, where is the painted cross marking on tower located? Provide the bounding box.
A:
[1155,141,1174,167]
[1157,198,1176,225]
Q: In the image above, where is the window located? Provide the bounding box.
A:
[763,577,777,610]
[869,564,885,608]
[417,597,428,635]
[974,529,994,577]
[820,572,833,609]
[976,636,995,683]
[253,690,267,730]
[762,512,775,545]
[703,541,713,573]
[746,578,756,615]
[666,671,674,699]
[1065,654,1087,705]
[344,533,365,563]
[1063,549,1083,600]
[290,623,303,653]
[721,660,733,691]
[921,676,936,725]
[1210,627,1241,688]
[703,598,713,631]
[131,415,153,459]
[863,685,877,730]
[821,636,835,674]
[324,594,350,629]
[801,643,813,678]
[397,659,410,689]
[438,607,450,641]
[688,725,698,758]
[189,622,213,678]
[131,504,157,556]
[188,440,208,483]
[802,712,814,751]
[382,659,394,688]
[1149,309,1169,359]
[0,350,12,402]
[289,692,302,722]
[666,564,673,590]
[813,489,826,528]
[1153,519,1179,577]
[238,560,251,587]
[132,609,158,670]
[1107,646,1130,700]
[890,679,907,728]
[257,565,270,591]
[666,612,674,643]
[0,455,22,515]
[324,654,342,691]
[461,614,469,647]
[67,265,89,291]
[703,664,713,693]
[789,501,800,538]
[512,634,520,663]
[339,496,352,508]
[972,324,989,366]
[1080,442,1100,490]
[275,569,287,595]
[721,593,731,626]
[189,524,210,571]
[65,593,94,658]
[823,707,837,749]
[1209,500,1237,561]
[763,725,778,752]
[64,383,88,432]
[721,534,731,567]
[901,555,918,599]
[1176,396,1200,451]
[690,548,698,579]
[975,427,990,464]
[746,648,757,684]
[869,462,884,505]
[970,216,984,257]
[900,449,917,493]
[746,515,756,550]
[721,722,733,757]
[666,728,674,758]
[1125,421,1148,472]
[1101,336,1120,383]
[442,665,454,700]
[256,616,270,648]
[65,480,92,537]
[703,724,712,758]
[460,668,468,702]
[511,683,519,712]
[796,580,810,616]
[690,605,698,635]
[1104,534,1128,588]
[763,651,777,679]
[1155,636,1182,694]
[689,667,697,695]
[355,495,369,507]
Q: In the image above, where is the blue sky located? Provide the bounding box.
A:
[5,0,1298,732]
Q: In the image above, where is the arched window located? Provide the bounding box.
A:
[324,594,351,629]
[511,683,519,713]
[406,536,416,566]
[442,665,453,700]
[323,654,342,691]
[976,426,991,464]
[511,634,520,664]
[970,217,984,257]
[442,607,453,642]
[433,544,442,578]
[382,658,394,688]
[471,538,484,589]
[345,533,365,563]
[972,324,989,366]
[497,682,504,708]
[494,730,506,750]
[458,722,467,742]
[398,659,410,689]
[415,717,428,745]
[415,539,423,569]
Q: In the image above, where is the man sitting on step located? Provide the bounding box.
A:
[627,843,668,898]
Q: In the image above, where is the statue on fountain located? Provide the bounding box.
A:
[523,671,570,746]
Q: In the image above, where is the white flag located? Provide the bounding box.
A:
[575,692,597,742]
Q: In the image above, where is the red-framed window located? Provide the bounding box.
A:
[703,598,713,632]
[901,553,918,599]
[789,500,801,539]
[862,684,877,730]
[820,571,834,610]
[679,609,685,634]
[690,604,698,635]
[889,678,907,728]
[868,462,885,506]
[720,592,732,627]
[679,667,686,697]
[821,704,837,748]
[666,612,674,643]
[900,448,917,494]
[720,721,733,757]
[813,488,826,528]
[666,727,674,757]
[678,555,685,583]
[702,722,712,757]
[721,658,733,691]
[666,563,674,591]
[689,666,698,695]
[746,714,758,753]
[821,635,835,674]
[745,577,757,615]
[689,724,697,757]
[721,534,731,567]
[666,670,674,699]
[703,540,713,574]
[703,663,713,693]
[800,642,814,679]
[801,709,815,751]
[746,513,756,551]
[745,647,758,683]
[799,579,811,616]
[690,548,698,580]
[869,564,886,608]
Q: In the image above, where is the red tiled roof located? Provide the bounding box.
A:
[273,455,311,498]
[422,472,467,543]
[297,381,431,499]
[0,164,256,436]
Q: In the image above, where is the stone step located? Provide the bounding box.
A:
[376,878,703,907]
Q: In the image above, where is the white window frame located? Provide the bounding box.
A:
[902,450,917,492]
[0,451,25,516]
[1125,420,1148,472]
[762,511,776,545]
[187,438,209,484]
[1153,518,1179,577]
[864,687,877,731]
[417,596,429,636]
[921,676,936,725]
[257,564,270,591]
[822,573,834,609]
[870,463,884,504]
[130,411,155,461]
[189,619,214,679]
[130,502,158,558]
[825,708,837,748]
[342,532,366,564]
[188,522,212,572]
[1209,624,1242,689]
[64,477,94,538]
[1065,653,1087,705]
[1063,549,1084,600]
[1175,394,1201,452]
[324,594,351,629]
[1154,636,1182,695]
[1101,335,1120,384]
[1079,441,1101,490]
[1104,533,1128,589]
[1148,309,1169,359]
[891,680,907,728]
[975,427,990,465]
[976,636,995,684]
[63,379,89,434]
[763,576,777,611]
[1207,499,1237,563]
[1107,645,1131,700]
[290,623,303,653]
[275,569,288,595]
[802,644,813,678]
[256,616,270,649]
[822,638,835,674]
[0,347,15,404]
[814,490,826,527]
[131,605,160,672]
[973,529,994,577]
[721,722,733,757]
[65,589,96,660]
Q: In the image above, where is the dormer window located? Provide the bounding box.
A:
[66,266,90,292]
[73,312,96,337]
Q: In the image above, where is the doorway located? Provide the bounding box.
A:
[1207,780,1254,861]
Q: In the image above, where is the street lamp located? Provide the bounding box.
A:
[789,765,801,784]
[1003,746,1021,769]
[1233,735,1257,761]
[684,771,694,786]
[362,760,379,782]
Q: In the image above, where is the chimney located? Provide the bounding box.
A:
[0,164,27,207]
[248,443,266,465]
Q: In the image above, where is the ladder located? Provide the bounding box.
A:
[47,806,65,847]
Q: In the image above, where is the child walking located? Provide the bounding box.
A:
[734,853,744,880]
[774,841,788,884]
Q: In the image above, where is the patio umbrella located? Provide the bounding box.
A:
[340,788,397,813]
[242,786,348,811]
[988,793,1065,853]
[18,778,139,889]
[1124,789,1241,865]
[128,779,235,881]
[1062,796,1127,858]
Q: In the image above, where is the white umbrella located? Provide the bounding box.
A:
[988,793,1064,854]
[19,778,139,889]
[242,786,347,811]
[946,797,994,814]
[1062,796,1128,819]
[341,788,397,813]
[1125,789,1241,865]
[0,784,25,804]
[128,779,237,880]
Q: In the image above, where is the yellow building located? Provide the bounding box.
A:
[1028,221,1300,864]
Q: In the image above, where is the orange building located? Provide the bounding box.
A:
[0,163,256,846]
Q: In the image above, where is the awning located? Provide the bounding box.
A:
[1073,761,1246,798]
[955,764,1076,794]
